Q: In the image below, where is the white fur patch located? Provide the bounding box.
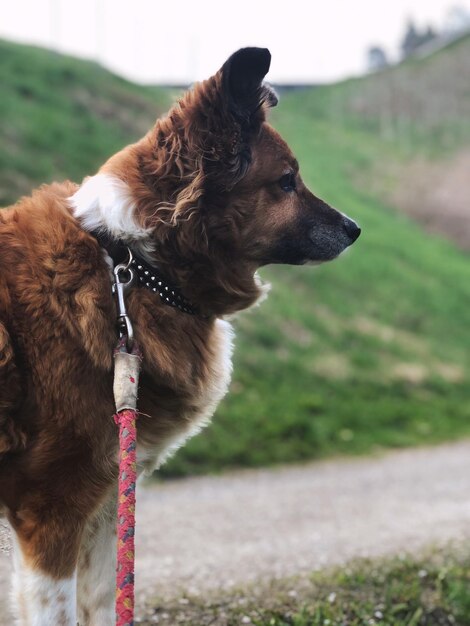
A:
[138,318,235,473]
[102,248,115,280]
[254,272,271,305]
[11,532,76,626]
[77,498,117,626]
[70,173,151,243]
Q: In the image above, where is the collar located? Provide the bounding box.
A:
[91,230,200,316]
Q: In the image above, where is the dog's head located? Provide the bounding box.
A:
[100,48,360,313]
[204,48,361,267]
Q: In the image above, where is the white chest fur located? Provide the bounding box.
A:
[137,318,234,474]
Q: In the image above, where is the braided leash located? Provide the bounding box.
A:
[112,252,142,626]
[114,407,137,626]
[113,336,142,626]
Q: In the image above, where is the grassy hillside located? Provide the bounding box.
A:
[0,39,170,206]
[305,32,470,156]
[1,39,469,477]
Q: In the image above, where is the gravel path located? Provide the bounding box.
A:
[1,440,470,622]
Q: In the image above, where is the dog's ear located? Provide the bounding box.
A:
[221,47,278,122]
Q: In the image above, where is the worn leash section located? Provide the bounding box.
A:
[114,404,137,626]
[112,251,142,626]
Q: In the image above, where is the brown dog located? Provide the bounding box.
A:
[0,48,360,625]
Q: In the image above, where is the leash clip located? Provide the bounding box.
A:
[112,248,135,351]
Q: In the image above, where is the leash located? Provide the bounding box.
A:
[112,251,142,626]
[106,239,200,625]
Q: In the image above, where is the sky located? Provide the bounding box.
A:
[1,0,469,84]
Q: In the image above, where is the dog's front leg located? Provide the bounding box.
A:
[77,493,117,626]
[10,521,79,626]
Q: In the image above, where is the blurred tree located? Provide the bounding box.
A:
[401,20,438,59]
[421,26,438,46]
[401,20,421,58]
[367,46,389,72]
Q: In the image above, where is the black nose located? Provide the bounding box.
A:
[343,217,361,243]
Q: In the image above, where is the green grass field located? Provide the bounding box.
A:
[0,39,170,207]
[140,549,470,625]
[1,37,469,477]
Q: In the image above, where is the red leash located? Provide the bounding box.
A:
[112,253,142,626]
[114,407,137,626]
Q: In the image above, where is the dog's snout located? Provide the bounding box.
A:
[343,217,361,243]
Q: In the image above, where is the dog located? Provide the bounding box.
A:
[0,47,360,625]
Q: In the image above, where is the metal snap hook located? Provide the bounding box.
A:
[112,248,135,351]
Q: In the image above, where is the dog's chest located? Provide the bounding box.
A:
[135,318,234,473]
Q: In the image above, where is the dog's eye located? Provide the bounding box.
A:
[279,173,296,192]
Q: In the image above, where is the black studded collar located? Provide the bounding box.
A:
[130,255,199,315]
[91,230,200,316]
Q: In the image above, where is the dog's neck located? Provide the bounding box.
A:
[154,253,268,318]
[70,170,267,318]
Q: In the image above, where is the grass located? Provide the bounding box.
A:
[139,548,470,625]
[0,38,171,206]
[1,38,470,477]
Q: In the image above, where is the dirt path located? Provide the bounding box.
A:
[1,440,470,622]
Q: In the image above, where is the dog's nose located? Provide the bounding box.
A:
[343,217,361,243]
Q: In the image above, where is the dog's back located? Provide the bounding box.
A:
[0,181,117,458]
[0,192,38,457]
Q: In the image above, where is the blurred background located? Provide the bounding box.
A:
[1,1,469,477]
[1,2,470,623]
